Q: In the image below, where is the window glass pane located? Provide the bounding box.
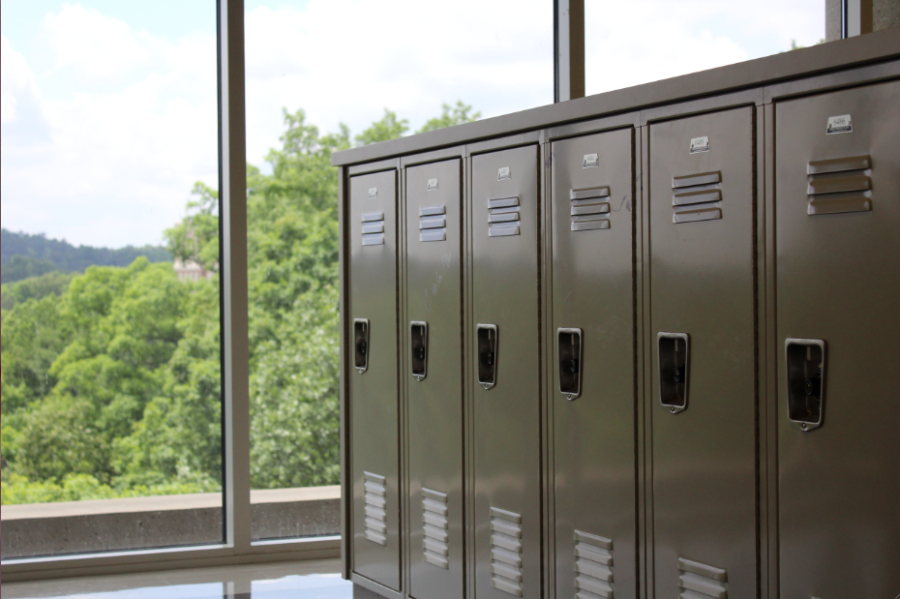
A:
[585,0,825,96]
[244,0,552,541]
[1,1,221,558]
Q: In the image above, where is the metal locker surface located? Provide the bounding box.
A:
[774,80,900,598]
[550,129,637,599]
[406,159,465,599]
[471,145,541,599]
[648,107,757,598]
[349,170,401,591]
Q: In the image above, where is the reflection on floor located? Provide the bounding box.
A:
[1,559,351,599]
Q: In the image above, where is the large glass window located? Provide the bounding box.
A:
[243,0,553,541]
[1,1,221,558]
[584,0,825,96]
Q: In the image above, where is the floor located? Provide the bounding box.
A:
[0,559,352,599]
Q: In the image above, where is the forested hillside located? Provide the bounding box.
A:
[1,229,171,284]
[1,102,478,504]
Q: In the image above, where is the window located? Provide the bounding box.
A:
[584,0,825,96]
[1,1,222,558]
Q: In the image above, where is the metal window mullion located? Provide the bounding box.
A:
[219,0,252,553]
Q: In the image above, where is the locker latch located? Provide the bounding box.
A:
[410,321,428,381]
[557,328,583,400]
[354,319,370,374]
[658,332,690,414]
[785,339,826,432]
[476,324,499,390]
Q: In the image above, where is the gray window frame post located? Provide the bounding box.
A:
[554,0,585,102]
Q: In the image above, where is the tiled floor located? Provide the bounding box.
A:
[1,559,352,599]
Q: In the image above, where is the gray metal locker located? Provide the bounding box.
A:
[349,170,401,591]
[774,80,900,598]
[471,145,542,599]
[405,159,465,599]
[549,129,637,599]
[648,108,757,599]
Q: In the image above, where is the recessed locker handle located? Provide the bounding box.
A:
[557,328,583,400]
[354,319,370,373]
[410,321,428,381]
[785,339,826,432]
[476,324,499,390]
[658,332,690,414]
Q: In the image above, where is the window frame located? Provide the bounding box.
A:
[0,0,339,582]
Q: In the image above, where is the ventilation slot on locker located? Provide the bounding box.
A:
[573,530,615,599]
[419,205,447,242]
[361,211,385,246]
[806,154,872,216]
[490,507,524,597]
[671,171,723,224]
[488,196,520,237]
[677,557,728,599]
[363,471,387,545]
[421,488,449,569]
[570,186,611,231]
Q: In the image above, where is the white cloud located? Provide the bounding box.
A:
[1,0,824,248]
[1,5,218,248]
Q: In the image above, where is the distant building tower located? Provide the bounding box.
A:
[173,258,214,281]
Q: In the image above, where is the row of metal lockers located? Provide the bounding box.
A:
[341,72,899,599]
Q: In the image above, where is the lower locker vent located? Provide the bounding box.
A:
[422,487,449,569]
[490,507,524,597]
[677,557,728,599]
[363,471,387,546]
[573,530,614,599]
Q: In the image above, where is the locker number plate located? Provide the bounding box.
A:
[582,153,599,168]
[497,166,511,181]
[689,136,710,154]
[826,114,852,135]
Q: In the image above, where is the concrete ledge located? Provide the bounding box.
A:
[0,486,341,559]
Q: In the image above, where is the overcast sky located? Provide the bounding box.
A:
[1,0,824,248]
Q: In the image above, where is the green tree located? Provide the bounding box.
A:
[417,100,481,133]
[355,108,409,146]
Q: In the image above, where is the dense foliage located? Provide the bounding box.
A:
[1,103,478,504]
[1,229,171,284]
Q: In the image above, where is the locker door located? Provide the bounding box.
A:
[406,159,465,599]
[550,129,637,599]
[775,80,900,598]
[349,170,401,591]
[649,108,757,598]
[471,146,541,599]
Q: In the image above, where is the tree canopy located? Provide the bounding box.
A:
[1,102,479,504]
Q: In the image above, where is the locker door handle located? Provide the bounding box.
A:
[557,328,583,400]
[476,324,498,390]
[785,339,826,432]
[410,321,428,381]
[658,332,690,414]
[354,318,370,373]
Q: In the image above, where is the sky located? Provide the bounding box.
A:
[0,0,825,248]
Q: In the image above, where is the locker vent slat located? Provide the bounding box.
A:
[363,471,387,545]
[361,212,386,246]
[488,197,521,237]
[570,186,611,232]
[422,487,449,569]
[491,506,524,596]
[419,205,447,242]
[573,531,614,598]
[806,155,872,216]
[677,557,728,599]
[671,171,722,224]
